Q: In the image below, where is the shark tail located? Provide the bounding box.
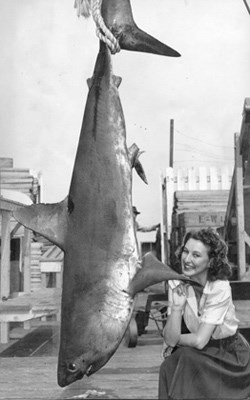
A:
[118,25,181,57]
[91,0,181,57]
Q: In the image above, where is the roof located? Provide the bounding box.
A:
[0,189,33,205]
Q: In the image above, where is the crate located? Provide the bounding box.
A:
[177,211,226,228]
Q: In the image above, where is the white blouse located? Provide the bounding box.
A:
[168,279,238,339]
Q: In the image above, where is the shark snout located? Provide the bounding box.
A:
[57,357,90,387]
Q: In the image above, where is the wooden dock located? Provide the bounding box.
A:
[0,319,163,400]
[0,298,250,399]
[0,288,61,343]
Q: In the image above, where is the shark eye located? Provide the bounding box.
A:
[86,365,93,375]
[67,362,77,373]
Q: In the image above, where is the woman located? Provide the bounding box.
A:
[159,228,250,400]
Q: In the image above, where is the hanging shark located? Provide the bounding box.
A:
[12,1,182,386]
[13,40,198,387]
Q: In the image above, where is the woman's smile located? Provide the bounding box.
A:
[181,238,210,285]
[183,263,195,272]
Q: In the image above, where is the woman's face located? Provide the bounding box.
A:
[181,238,210,285]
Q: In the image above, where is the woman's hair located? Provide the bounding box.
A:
[177,228,232,281]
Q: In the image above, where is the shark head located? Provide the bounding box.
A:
[57,281,133,387]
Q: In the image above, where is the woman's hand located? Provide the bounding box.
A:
[163,283,187,347]
[172,283,187,310]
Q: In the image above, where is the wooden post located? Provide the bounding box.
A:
[0,322,9,344]
[235,133,246,279]
[160,174,167,263]
[22,228,31,293]
[169,119,174,168]
[165,168,175,264]
[0,210,11,299]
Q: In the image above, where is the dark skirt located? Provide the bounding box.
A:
[158,332,250,400]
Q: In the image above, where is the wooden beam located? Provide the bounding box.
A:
[0,322,9,344]
[0,198,24,212]
[235,134,246,279]
[243,139,250,185]
[223,168,235,241]
[0,210,11,299]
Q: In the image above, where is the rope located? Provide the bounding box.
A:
[92,0,120,54]
[74,0,92,17]
[74,0,120,54]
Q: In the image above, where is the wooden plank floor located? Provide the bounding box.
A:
[0,320,163,400]
[1,298,250,400]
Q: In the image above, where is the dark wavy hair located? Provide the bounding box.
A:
[176,228,232,281]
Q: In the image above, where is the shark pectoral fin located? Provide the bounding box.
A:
[128,252,182,297]
[128,252,200,297]
[128,144,148,184]
[13,198,68,251]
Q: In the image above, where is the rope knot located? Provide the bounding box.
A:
[74,0,121,54]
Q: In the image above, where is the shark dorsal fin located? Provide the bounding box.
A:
[113,75,122,88]
[13,198,68,251]
[87,78,93,89]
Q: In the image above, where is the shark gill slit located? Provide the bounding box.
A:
[68,196,74,214]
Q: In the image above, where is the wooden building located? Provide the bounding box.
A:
[0,157,41,298]
[0,158,61,343]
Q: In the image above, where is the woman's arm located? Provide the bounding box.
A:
[164,315,216,350]
[163,305,183,347]
[163,284,186,347]
[178,322,216,349]
[163,283,216,350]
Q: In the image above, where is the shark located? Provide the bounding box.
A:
[13,1,185,387]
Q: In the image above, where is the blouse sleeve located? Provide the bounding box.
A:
[200,280,231,325]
